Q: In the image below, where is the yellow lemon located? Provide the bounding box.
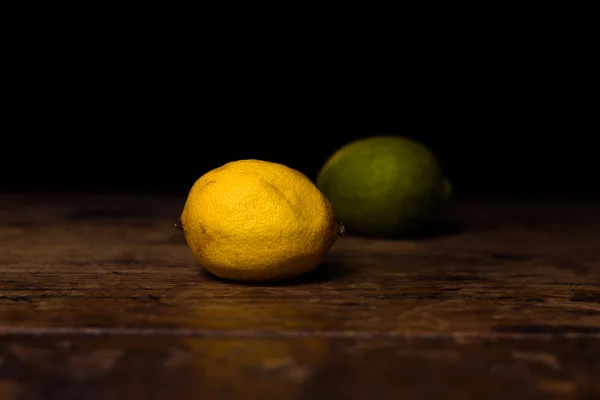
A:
[177,159,342,282]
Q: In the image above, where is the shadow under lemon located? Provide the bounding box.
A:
[198,259,359,286]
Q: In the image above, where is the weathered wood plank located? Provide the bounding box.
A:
[1,194,600,334]
[1,335,599,400]
[1,194,600,398]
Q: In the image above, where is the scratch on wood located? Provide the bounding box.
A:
[68,348,125,381]
[395,300,460,331]
[563,281,583,302]
[512,351,561,371]
[0,295,32,302]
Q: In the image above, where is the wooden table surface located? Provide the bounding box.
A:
[1,192,599,399]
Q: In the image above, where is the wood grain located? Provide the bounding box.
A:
[1,193,599,398]
[2,335,600,400]
[1,194,599,334]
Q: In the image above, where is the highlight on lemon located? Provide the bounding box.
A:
[177,159,343,282]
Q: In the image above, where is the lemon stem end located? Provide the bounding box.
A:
[337,222,345,238]
[174,218,183,231]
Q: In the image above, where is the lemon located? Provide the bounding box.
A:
[316,135,452,238]
[178,159,342,282]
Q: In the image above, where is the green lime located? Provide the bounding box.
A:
[316,135,452,237]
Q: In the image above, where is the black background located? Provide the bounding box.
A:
[6,1,582,197]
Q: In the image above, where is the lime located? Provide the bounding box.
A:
[316,136,452,237]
